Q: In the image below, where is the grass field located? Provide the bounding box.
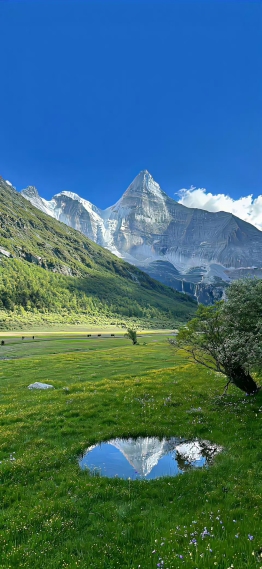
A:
[0,333,262,568]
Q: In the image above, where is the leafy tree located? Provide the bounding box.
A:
[125,328,138,345]
[169,279,262,394]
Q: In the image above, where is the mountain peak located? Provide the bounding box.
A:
[54,191,102,217]
[21,186,40,198]
[54,190,82,201]
[133,169,153,184]
[21,186,57,218]
[137,169,151,177]
[123,170,168,201]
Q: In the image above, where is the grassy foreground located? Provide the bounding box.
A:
[0,334,262,568]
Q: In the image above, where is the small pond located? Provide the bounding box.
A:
[79,436,222,480]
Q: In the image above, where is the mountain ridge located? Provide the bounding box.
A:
[21,171,262,303]
[0,177,196,329]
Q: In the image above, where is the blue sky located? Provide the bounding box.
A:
[1,0,261,209]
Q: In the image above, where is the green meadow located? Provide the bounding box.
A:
[0,333,262,568]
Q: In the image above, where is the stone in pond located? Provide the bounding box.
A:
[28,382,54,390]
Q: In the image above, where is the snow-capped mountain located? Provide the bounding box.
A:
[21,171,262,303]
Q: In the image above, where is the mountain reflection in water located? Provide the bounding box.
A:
[79,437,222,480]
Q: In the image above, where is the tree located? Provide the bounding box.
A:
[125,328,138,345]
[169,279,262,395]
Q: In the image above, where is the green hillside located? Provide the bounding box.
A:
[0,178,196,329]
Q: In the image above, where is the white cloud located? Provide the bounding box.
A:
[177,186,262,231]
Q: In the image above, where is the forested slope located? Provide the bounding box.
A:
[0,179,196,329]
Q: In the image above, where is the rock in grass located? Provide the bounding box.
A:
[28,382,54,390]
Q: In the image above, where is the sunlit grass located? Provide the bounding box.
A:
[0,335,262,568]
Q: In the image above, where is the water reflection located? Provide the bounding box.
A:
[79,437,222,480]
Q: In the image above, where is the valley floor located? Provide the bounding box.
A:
[0,334,261,568]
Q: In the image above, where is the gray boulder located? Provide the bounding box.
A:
[28,382,54,390]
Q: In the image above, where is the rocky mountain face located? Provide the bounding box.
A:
[21,171,262,303]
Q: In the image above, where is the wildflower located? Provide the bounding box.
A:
[248,535,254,541]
